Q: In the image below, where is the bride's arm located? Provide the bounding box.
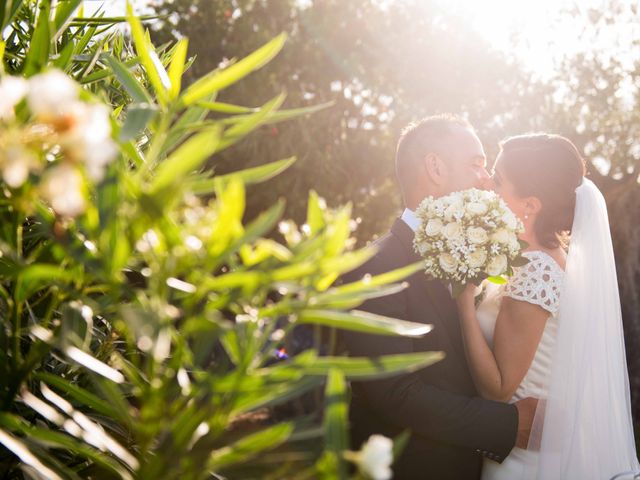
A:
[456,284,549,402]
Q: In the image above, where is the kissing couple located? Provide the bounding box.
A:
[340,115,640,479]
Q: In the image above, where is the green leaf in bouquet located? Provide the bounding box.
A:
[298,309,432,337]
[323,369,348,478]
[167,37,188,100]
[393,430,411,461]
[105,55,153,103]
[24,0,51,76]
[148,125,221,194]
[119,103,157,142]
[208,423,294,471]
[180,33,287,107]
[511,255,530,268]
[487,275,508,285]
[192,157,296,194]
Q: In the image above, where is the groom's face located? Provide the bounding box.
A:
[438,127,489,195]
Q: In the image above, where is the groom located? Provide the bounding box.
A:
[340,115,535,479]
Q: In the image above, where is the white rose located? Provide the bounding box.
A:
[491,228,511,244]
[27,70,78,119]
[466,201,488,216]
[487,254,508,277]
[442,222,463,241]
[416,241,430,255]
[439,253,458,274]
[444,204,463,222]
[40,164,86,217]
[425,218,443,236]
[467,226,488,244]
[503,211,519,230]
[359,434,393,480]
[0,76,28,120]
[468,248,488,268]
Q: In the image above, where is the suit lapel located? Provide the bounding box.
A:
[390,218,465,356]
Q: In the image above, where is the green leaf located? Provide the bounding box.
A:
[208,423,293,471]
[298,309,433,337]
[1,1,25,30]
[196,101,256,114]
[216,93,285,152]
[324,369,348,478]
[193,157,296,194]
[267,351,445,380]
[307,190,326,234]
[336,261,422,295]
[53,0,82,41]
[0,427,64,480]
[181,33,287,106]
[33,373,122,420]
[487,275,508,285]
[127,3,169,103]
[105,55,152,103]
[162,99,213,153]
[149,125,221,194]
[24,0,51,76]
[119,103,157,141]
[15,265,74,303]
[168,37,188,99]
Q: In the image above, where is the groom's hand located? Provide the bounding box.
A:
[514,397,538,449]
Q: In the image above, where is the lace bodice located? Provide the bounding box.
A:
[475,250,565,405]
[504,251,564,315]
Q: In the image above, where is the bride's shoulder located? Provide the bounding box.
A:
[504,250,564,314]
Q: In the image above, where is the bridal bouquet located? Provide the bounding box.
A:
[413,188,528,296]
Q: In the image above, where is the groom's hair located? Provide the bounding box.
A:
[395,114,473,204]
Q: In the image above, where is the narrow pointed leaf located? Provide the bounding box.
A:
[181,33,286,106]
[298,309,432,337]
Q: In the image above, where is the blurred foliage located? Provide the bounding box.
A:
[0,1,443,478]
[150,0,640,423]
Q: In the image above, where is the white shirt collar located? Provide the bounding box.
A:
[401,208,420,232]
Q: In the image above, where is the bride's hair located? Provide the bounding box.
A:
[498,134,586,249]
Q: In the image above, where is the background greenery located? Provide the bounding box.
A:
[149,0,640,424]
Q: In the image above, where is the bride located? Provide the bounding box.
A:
[455,134,640,479]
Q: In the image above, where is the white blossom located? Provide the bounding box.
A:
[359,435,393,480]
[0,76,28,120]
[58,102,117,180]
[40,164,86,217]
[27,70,78,119]
[1,145,37,188]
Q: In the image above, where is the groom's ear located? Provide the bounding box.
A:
[423,152,446,186]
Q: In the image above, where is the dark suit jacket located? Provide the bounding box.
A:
[340,218,518,480]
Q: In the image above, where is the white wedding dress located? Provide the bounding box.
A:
[471,179,639,480]
[476,250,564,480]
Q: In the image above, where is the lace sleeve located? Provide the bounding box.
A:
[504,251,564,315]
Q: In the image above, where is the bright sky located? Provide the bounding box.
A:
[87,0,639,79]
